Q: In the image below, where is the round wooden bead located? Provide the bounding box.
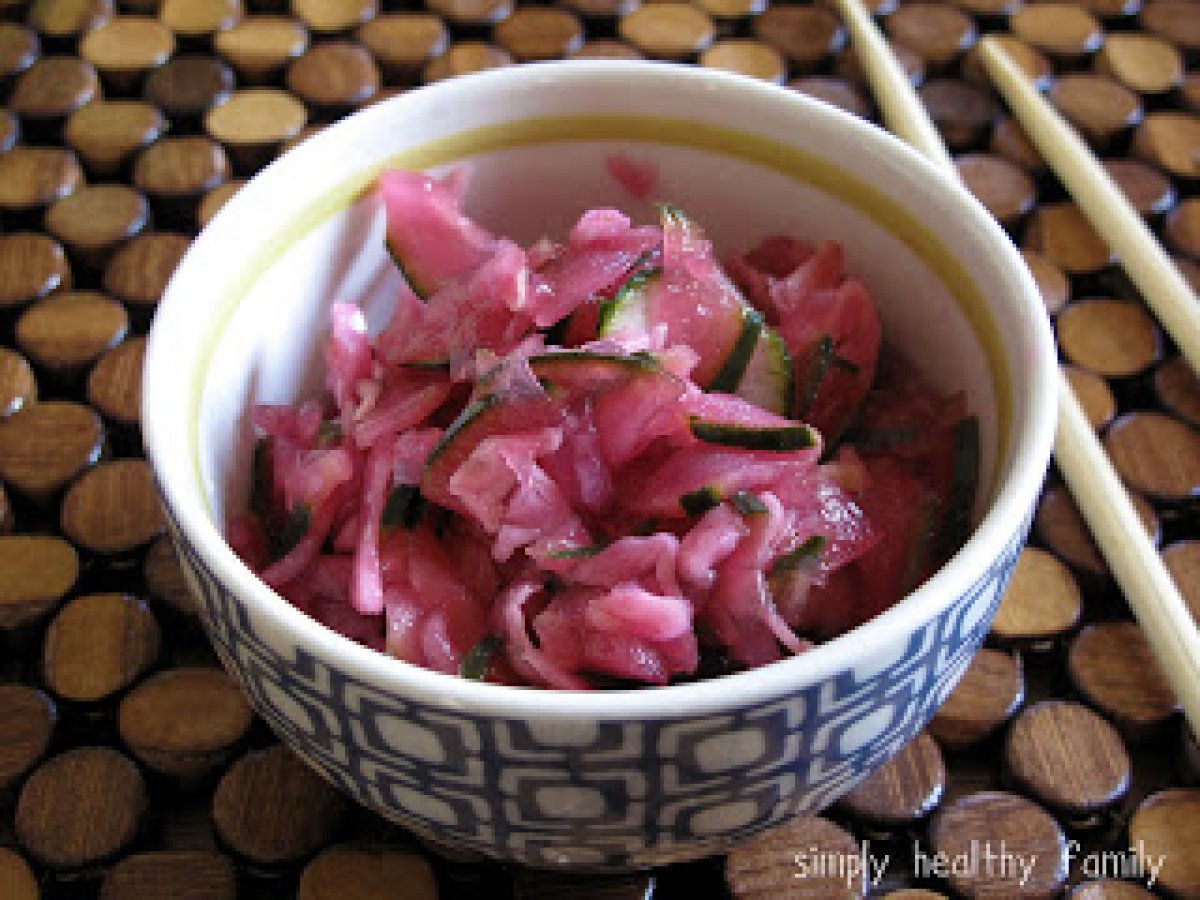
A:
[1004,700,1130,815]
[0,233,70,310]
[85,336,144,424]
[44,183,149,267]
[298,846,437,900]
[1155,356,1200,427]
[561,0,640,20]
[1105,411,1200,501]
[1102,159,1175,217]
[1069,881,1156,899]
[1133,112,1200,180]
[15,290,127,375]
[1141,1,1200,52]
[1022,249,1070,316]
[212,743,347,864]
[618,4,715,60]
[1069,621,1179,734]
[1127,789,1200,897]
[918,79,998,150]
[991,116,1045,172]
[700,39,786,83]
[10,55,99,122]
[16,746,147,868]
[0,146,83,213]
[0,23,38,83]
[292,0,376,34]
[28,0,113,41]
[119,667,253,778]
[692,0,765,20]
[955,153,1036,228]
[60,458,164,554]
[144,54,234,121]
[214,15,308,82]
[0,535,78,628]
[1049,74,1143,147]
[0,108,18,153]
[0,348,37,416]
[422,42,511,83]
[790,77,872,119]
[726,815,865,898]
[1166,195,1200,258]
[838,731,945,825]
[1175,253,1200,292]
[1010,4,1104,59]
[0,849,38,900]
[0,482,10,532]
[80,15,175,92]
[945,0,1017,13]
[43,592,160,703]
[929,647,1023,748]
[963,35,1052,91]
[753,5,843,69]
[928,792,1068,897]
[355,14,446,81]
[64,100,165,177]
[285,42,379,110]
[1096,32,1182,94]
[134,136,230,201]
[494,7,583,61]
[1023,201,1113,275]
[885,3,976,67]
[571,39,642,59]
[205,89,307,172]
[197,179,243,229]
[0,685,55,789]
[426,0,511,26]
[0,400,103,500]
[103,233,191,311]
[1184,70,1200,113]
[880,891,950,900]
[1162,540,1200,625]
[158,0,243,39]
[991,547,1082,643]
[99,851,237,900]
[1063,364,1118,429]
[143,533,196,615]
[1057,298,1160,378]
[1036,480,1158,577]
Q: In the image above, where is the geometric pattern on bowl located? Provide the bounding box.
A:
[162,491,1027,870]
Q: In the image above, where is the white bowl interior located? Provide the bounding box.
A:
[146,61,1056,720]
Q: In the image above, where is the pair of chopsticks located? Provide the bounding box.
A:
[830,0,1200,740]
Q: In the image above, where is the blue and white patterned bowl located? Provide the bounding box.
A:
[143,61,1056,870]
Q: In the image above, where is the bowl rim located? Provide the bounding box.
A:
[144,59,1058,720]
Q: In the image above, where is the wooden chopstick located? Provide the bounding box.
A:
[829,0,1200,739]
[832,0,956,175]
[977,35,1200,376]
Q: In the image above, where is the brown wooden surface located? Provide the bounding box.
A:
[0,2,1198,898]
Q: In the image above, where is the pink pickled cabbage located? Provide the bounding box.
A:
[227,167,974,689]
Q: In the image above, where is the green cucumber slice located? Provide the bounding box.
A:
[709,307,764,394]
[736,326,794,417]
[681,485,723,516]
[731,490,769,516]
[597,268,660,337]
[797,334,835,420]
[937,416,980,561]
[688,417,819,452]
[460,633,502,680]
[770,534,827,576]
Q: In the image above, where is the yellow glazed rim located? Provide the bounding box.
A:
[189,113,1011,500]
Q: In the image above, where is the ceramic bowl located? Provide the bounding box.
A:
[143,60,1057,870]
